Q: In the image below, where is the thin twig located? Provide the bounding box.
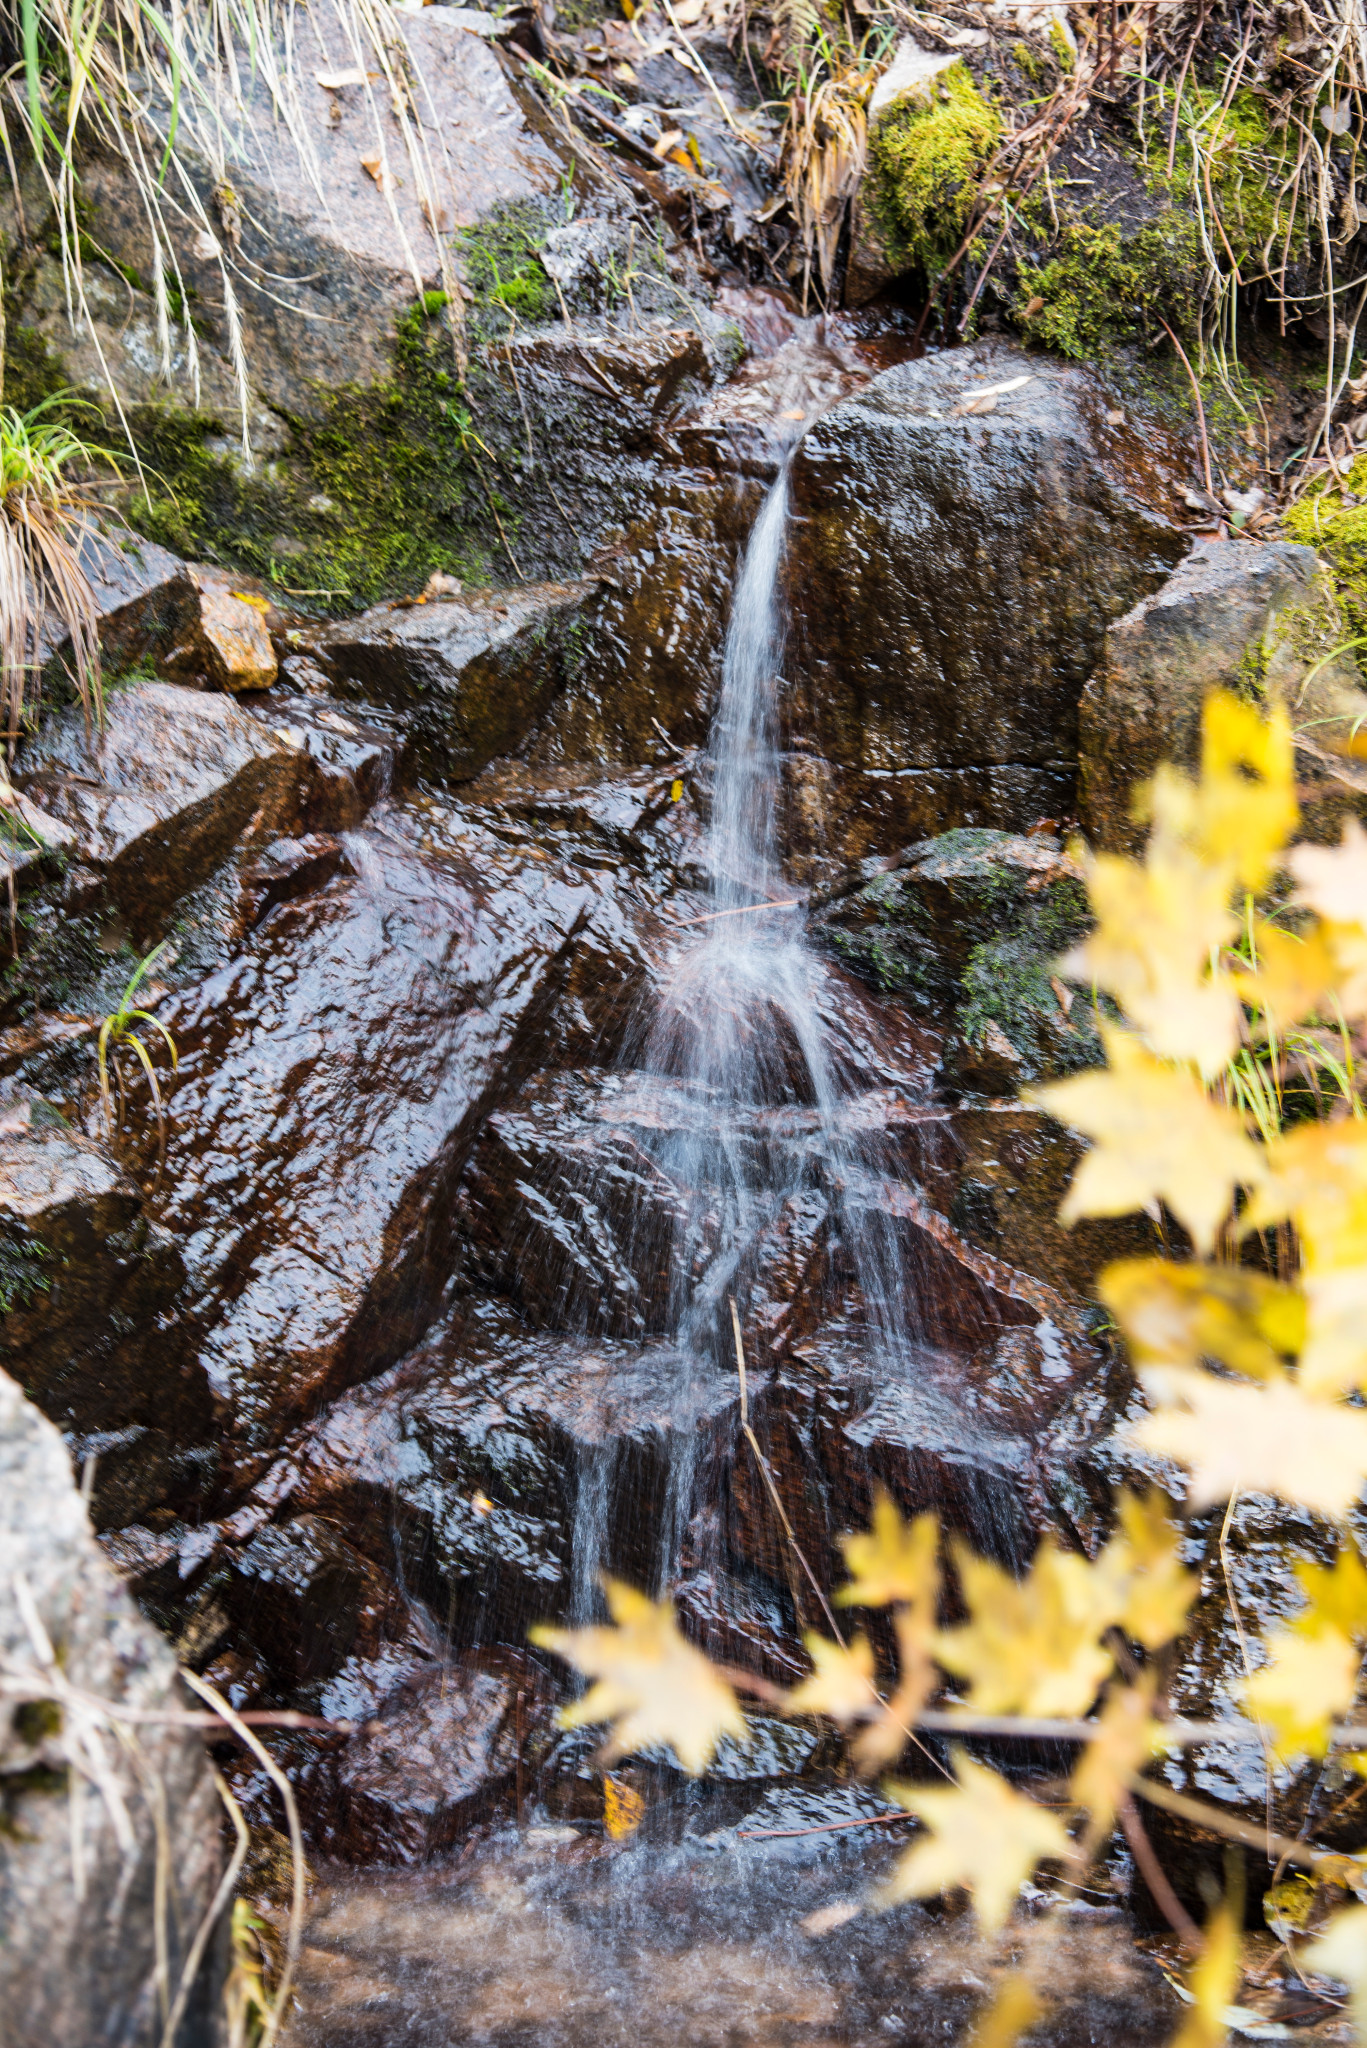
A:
[1118,1792,1204,1953]
[1159,317,1215,497]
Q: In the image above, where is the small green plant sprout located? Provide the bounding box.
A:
[0,396,114,749]
[97,942,178,1190]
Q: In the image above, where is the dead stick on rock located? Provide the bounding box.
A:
[730,1298,846,1643]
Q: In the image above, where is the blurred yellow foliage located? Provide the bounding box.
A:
[531,1578,745,1775]
[883,1751,1071,1932]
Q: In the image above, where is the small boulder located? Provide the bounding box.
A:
[1079,537,1367,849]
[0,1367,224,2047]
[306,580,595,780]
[160,567,278,693]
[329,1657,548,1862]
[785,341,1188,875]
[16,678,304,936]
[1080,539,1305,847]
[43,532,279,693]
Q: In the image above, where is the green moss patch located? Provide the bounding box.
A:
[1284,455,1367,632]
[1147,85,1308,275]
[1012,210,1201,358]
[868,63,1002,278]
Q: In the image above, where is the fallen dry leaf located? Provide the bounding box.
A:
[360,149,398,195]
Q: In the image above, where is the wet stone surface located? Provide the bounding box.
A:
[277,1822,1181,2048]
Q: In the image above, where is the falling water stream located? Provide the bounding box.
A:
[568,433,939,1614]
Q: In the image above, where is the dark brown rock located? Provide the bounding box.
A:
[222,1511,437,1697]
[327,1655,551,1862]
[785,341,1189,878]
[16,679,304,940]
[307,580,595,781]
[0,1368,224,2048]
[0,1120,197,1453]
[158,567,278,693]
[45,540,285,694]
[245,692,402,831]
[140,801,597,1462]
[528,476,754,766]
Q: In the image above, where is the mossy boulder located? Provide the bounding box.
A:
[813,826,1097,1085]
[847,58,1001,306]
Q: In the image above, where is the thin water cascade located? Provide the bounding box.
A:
[568,439,941,1615]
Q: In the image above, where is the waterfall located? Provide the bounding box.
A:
[567,443,936,1619]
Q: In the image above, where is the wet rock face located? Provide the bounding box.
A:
[813,826,1096,1084]
[143,799,599,1461]
[1079,538,1317,851]
[16,679,303,942]
[0,1116,196,1461]
[0,1369,223,2048]
[326,1654,552,1862]
[306,579,595,781]
[1079,535,1367,851]
[785,341,1189,873]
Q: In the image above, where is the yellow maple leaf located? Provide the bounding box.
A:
[1194,688,1297,890]
[851,1607,937,1773]
[934,1539,1121,1717]
[883,1750,1071,1933]
[1305,1904,1367,2038]
[1103,1489,1201,1650]
[1070,1681,1165,1846]
[1297,1544,1367,1638]
[1061,841,1240,1073]
[1328,918,1367,1017]
[530,1578,745,1775]
[964,1976,1045,2048]
[1130,1366,1367,1515]
[603,1773,647,1840]
[838,1492,940,1612]
[1171,1900,1244,2048]
[1244,1119,1367,1272]
[1232,920,1340,1033]
[1098,1259,1304,1383]
[1298,1267,1367,1399]
[1288,818,1367,929]
[784,1631,879,1724]
[1028,1030,1265,1254]
[1245,1623,1360,1760]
